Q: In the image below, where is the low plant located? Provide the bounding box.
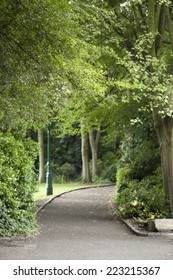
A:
[116,166,133,188]
[92,175,111,184]
[51,162,77,183]
[115,169,171,223]
[100,163,117,182]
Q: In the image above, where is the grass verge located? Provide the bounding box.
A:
[33,182,109,201]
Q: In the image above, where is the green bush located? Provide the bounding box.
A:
[52,162,77,182]
[92,175,111,184]
[101,151,116,166]
[91,152,117,183]
[118,137,160,181]
[116,166,133,188]
[0,133,37,236]
[115,169,171,223]
[100,163,117,182]
[59,163,76,179]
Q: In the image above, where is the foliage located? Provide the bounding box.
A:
[89,156,117,183]
[115,107,161,183]
[0,0,83,236]
[100,163,117,183]
[91,176,111,184]
[1,0,173,236]
[116,168,171,222]
[54,1,173,214]
[116,166,133,189]
[48,131,118,183]
[0,133,37,236]
[50,134,82,173]
[118,138,160,181]
[55,163,77,182]
[0,0,80,133]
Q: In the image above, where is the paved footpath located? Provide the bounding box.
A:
[0,186,173,260]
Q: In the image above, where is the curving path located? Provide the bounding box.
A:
[0,186,173,259]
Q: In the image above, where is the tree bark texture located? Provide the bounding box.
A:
[38,129,45,183]
[81,131,91,184]
[148,2,173,215]
[89,129,100,178]
[153,109,173,215]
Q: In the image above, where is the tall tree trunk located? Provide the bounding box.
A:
[89,129,100,178]
[153,109,173,216]
[165,5,173,217]
[81,130,91,184]
[148,2,173,215]
[154,6,173,216]
[38,129,45,183]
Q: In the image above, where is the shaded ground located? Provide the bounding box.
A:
[0,186,173,259]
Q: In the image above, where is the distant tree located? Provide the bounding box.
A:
[89,129,100,178]
[81,129,91,183]
[38,129,45,183]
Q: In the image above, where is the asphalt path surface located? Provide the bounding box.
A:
[0,186,173,259]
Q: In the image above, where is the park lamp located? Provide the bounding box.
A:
[46,124,53,195]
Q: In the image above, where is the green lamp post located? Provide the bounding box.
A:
[46,124,53,195]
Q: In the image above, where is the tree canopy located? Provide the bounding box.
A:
[0,0,79,132]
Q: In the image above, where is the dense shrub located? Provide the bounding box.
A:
[115,168,171,223]
[101,151,116,166]
[52,162,77,182]
[100,163,117,182]
[0,133,37,236]
[116,166,133,188]
[59,163,76,180]
[119,139,160,180]
[89,152,116,183]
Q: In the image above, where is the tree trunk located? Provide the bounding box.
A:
[81,131,91,184]
[148,2,173,215]
[38,129,45,183]
[153,109,173,216]
[89,129,100,178]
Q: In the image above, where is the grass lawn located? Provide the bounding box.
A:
[33,182,109,201]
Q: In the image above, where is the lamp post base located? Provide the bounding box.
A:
[46,173,53,196]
